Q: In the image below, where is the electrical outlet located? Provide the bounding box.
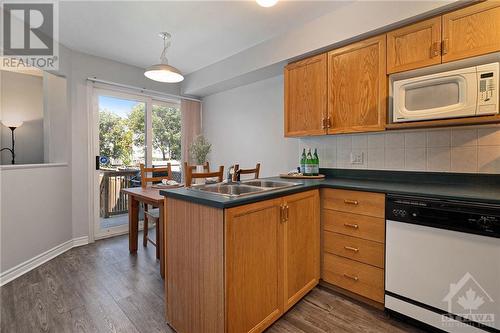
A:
[350,152,364,165]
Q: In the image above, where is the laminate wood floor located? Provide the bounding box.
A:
[1,232,424,333]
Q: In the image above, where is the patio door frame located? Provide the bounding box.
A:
[89,83,180,240]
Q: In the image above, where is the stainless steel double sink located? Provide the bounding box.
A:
[188,179,301,197]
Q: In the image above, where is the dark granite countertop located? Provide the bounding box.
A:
[160,169,500,209]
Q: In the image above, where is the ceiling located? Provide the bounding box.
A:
[59,1,348,75]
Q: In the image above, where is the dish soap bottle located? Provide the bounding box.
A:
[300,148,306,174]
[305,149,313,176]
[313,148,320,176]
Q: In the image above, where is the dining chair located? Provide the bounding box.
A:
[182,161,209,184]
[184,162,224,187]
[183,161,210,174]
[233,163,261,181]
[139,163,172,259]
[140,163,172,188]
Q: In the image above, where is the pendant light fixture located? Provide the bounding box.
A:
[144,32,184,83]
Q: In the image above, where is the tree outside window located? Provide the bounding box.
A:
[100,103,181,167]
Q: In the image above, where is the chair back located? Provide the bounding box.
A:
[233,163,261,181]
[140,163,172,188]
[183,161,210,174]
[185,163,224,186]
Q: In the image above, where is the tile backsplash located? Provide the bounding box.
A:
[299,125,500,174]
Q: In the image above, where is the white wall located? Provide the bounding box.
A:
[202,75,298,177]
[0,165,72,272]
[1,71,44,164]
[43,73,69,164]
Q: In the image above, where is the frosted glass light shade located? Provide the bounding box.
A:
[1,120,23,128]
[144,64,184,83]
[256,0,278,7]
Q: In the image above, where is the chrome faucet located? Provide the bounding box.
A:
[227,165,241,183]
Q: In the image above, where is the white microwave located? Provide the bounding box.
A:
[392,62,499,123]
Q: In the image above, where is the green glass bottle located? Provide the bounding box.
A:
[305,149,313,176]
[313,148,319,176]
[300,148,306,174]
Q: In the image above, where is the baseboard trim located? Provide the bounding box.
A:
[0,236,89,286]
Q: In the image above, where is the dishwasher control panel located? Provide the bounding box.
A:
[386,195,500,238]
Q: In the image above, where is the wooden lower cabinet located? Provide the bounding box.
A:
[225,190,320,333]
[283,191,320,311]
[225,198,284,333]
[321,189,386,306]
[166,190,320,333]
[323,253,385,303]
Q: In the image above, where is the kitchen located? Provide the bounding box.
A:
[1,1,499,333]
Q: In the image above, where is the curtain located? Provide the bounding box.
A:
[180,99,202,166]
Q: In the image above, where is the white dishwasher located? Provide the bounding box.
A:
[385,195,500,333]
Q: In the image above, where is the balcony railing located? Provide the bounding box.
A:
[99,169,139,218]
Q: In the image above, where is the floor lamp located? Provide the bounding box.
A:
[1,120,23,164]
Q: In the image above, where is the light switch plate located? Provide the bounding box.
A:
[350,152,364,165]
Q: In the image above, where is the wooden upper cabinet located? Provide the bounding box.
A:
[283,190,319,311]
[443,1,500,63]
[328,35,387,134]
[387,16,442,74]
[284,53,327,137]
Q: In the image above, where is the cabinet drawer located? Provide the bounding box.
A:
[322,189,385,218]
[323,210,384,243]
[323,253,384,303]
[323,232,384,268]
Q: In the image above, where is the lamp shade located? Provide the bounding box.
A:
[144,64,184,83]
[1,120,23,128]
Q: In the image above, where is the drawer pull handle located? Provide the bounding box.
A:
[343,274,359,281]
[344,223,359,229]
[344,199,359,205]
[344,246,359,253]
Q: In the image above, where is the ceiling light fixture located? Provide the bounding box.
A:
[144,32,184,83]
[256,0,278,7]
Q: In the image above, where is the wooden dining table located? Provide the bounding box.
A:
[122,186,180,278]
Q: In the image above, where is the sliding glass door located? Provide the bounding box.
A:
[92,87,180,239]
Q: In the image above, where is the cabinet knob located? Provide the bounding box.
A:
[344,246,359,253]
[280,204,285,223]
[431,41,441,57]
[442,38,449,55]
[343,273,359,281]
[343,223,359,229]
[344,199,359,205]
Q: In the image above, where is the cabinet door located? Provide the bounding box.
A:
[387,16,442,74]
[225,199,283,333]
[328,35,387,134]
[282,190,320,311]
[443,1,500,63]
[284,53,327,137]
